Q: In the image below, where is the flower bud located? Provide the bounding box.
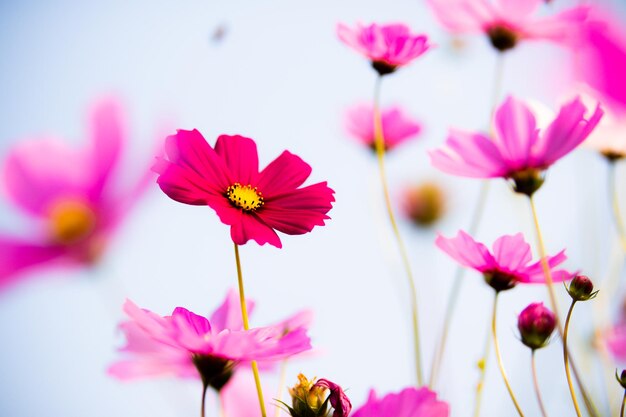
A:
[517,302,556,350]
[402,182,446,227]
[616,369,626,389]
[314,379,352,417]
[287,374,328,417]
[567,275,598,302]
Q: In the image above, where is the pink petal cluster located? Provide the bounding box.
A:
[429,96,603,179]
[108,291,311,380]
[436,231,573,289]
[337,22,431,73]
[154,131,335,249]
[0,98,154,289]
[427,0,590,50]
[314,379,352,417]
[352,387,449,417]
[345,104,422,151]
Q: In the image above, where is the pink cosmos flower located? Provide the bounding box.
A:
[108,291,311,390]
[427,0,590,51]
[429,95,603,195]
[337,22,431,75]
[345,104,422,151]
[352,387,449,417]
[154,130,334,249]
[436,230,573,291]
[0,98,154,289]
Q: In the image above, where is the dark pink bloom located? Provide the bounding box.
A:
[154,130,334,249]
[427,0,590,51]
[108,292,311,386]
[0,98,154,289]
[436,230,573,291]
[345,104,422,151]
[429,95,602,195]
[314,379,352,417]
[337,22,431,74]
[352,387,449,417]
[517,302,556,350]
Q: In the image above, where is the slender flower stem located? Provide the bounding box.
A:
[621,390,626,417]
[201,383,208,417]
[528,196,599,417]
[233,243,267,417]
[274,360,289,417]
[491,292,525,417]
[372,75,423,386]
[563,301,583,417]
[531,350,549,417]
[218,391,226,417]
[472,325,492,417]
[608,161,626,252]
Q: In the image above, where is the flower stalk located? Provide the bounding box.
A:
[531,350,549,417]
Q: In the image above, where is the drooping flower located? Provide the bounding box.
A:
[345,104,422,152]
[352,387,449,417]
[313,379,352,417]
[401,182,446,227]
[436,230,573,291]
[337,22,431,75]
[108,292,312,390]
[0,98,155,290]
[154,131,335,249]
[429,95,603,196]
[427,0,591,52]
[517,302,556,350]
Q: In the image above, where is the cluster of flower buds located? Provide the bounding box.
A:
[285,374,352,417]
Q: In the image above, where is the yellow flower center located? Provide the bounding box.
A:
[49,200,96,244]
[226,183,264,211]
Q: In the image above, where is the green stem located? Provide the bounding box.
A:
[531,350,549,417]
[491,292,525,417]
[201,383,208,417]
[472,325,492,417]
[373,75,423,386]
[563,301,583,417]
[621,390,626,417]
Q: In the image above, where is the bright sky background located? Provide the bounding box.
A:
[0,0,624,416]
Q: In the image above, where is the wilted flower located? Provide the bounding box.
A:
[345,104,422,152]
[429,96,603,196]
[154,131,335,248]
[352,387,449,417]
[427,0,591,52]
[518,302,556,350]
[436,230,573,292]
[402,182,446,227]
[0,98,155,290]
[108,291,312,390]
[337,22,431,75]
[314,379,352,417]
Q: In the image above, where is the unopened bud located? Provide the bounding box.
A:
[517,302,556,350]
[567,275,598,302]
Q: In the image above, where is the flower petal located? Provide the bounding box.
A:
[494,96,539,168]
[435,230,495,272]
[0,236,65,289]
[230,213,282,248]
[210,288,255,332]
[256,151,313,197]
[214,135,259,185]
[491,233,532,273]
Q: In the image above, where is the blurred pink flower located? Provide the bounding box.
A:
[108,292,311,388]
[429,95,602,195]
[345,104,422,151]
[221,371,279,417]
[154,130,335,249]
[427,0,590,51]
[337,22,431,75]
[352,387,449,417]
[436,230,573,291]
[0,98,154,289]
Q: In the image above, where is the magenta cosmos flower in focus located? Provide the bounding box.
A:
[345,103,422,152]
[429,95,603,196]
[427,0,590,52]
[0,98,154,289]
[109,290,311,391]
[436,230,573,292]
[337,22,431,75]
[352,387,449,417]
[154,130,334,249]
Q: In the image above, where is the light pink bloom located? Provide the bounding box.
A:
[0,98,154,289]
[337,22,431,74]
[427,0,590,51]
[352,387,449,417]
[221,371,279,417]
[429,95,602,195]
[108,292,311,385]
[580,94,626,160]
[345,104,422,151]
[606,323,626,363]
[154,131,335,249]
[436,230,573,291]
